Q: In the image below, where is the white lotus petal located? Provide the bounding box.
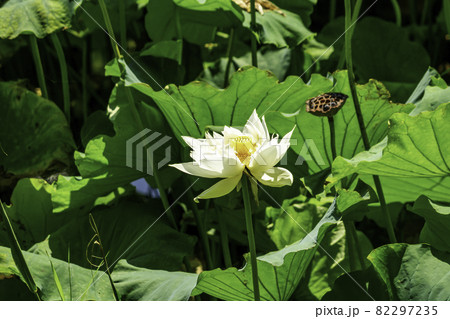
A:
[203,157,244,177]
[222,126,245,145]
[249,140,280,170]
[182,136,203,149]
[205,132,224,148]
[195,174,242,201]
[170,162,227,178]
[243,110,269,143]
[280,127,294,148]
[249,126,294,170]
[190,147,220,163]
[174,144,245,178]
[252,167,293,187]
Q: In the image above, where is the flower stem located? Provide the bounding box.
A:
[420,0,431,25]
[389,0,402,27]
[217,206,232,268]
[241,175,260,301]
[0,200,40,300]
[344,0,397,244]
[408,0,417,25]
[329,0,336,21]
[50,33,71,123]
[152,160,178,230]
[174,6,184,84]
[186,187,213,270]
[327,116,337,160]
[224,28,235,87]
[118,0,127,49]
[250,0,258,67]
[81,39,88,123]
[29,36,48,99]
[98,0,121,60]
[336,0,363,70]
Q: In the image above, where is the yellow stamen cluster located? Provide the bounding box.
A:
[232,136,256,164]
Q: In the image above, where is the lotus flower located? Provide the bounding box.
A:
[170,110,294,201]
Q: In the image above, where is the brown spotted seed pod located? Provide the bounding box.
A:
[305,92,348,117]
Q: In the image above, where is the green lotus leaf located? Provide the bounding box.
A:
[0,82,75,189]
[368,244,450,301]
[329,103,450,203]
[0,0,79,39]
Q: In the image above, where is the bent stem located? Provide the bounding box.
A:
[344,0,397,243]
[241,174,260,301]
[250,0,258,67]
[51,33,71,123]
[389,0,402,27]
[29,36,48,99]
[0,200,40,300]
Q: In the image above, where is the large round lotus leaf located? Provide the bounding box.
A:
[0,82,75,187]
[0,0,76,39]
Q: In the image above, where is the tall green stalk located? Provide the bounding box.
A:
[408,0,417,25]
[152,157,178,230]
[337,0,363,70]
[329,0,337,21]
[443,0,450,34]
[0,200,40,300]
[241,175,260,301]
[81,39,88,123]
[98,0,121,60]
[224,28,235,87]
[420,0,433,25]
[344,0,397,243]
[29,36,48,99]
[186,188,213,269]
[327,116,337,160]
[390,0,402,26]
[118,0,127,49]
[217,207,232,268]
[174,6,184,84]
[98,0,177,231]
[51,33,71,123]
[250,0,258,67]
